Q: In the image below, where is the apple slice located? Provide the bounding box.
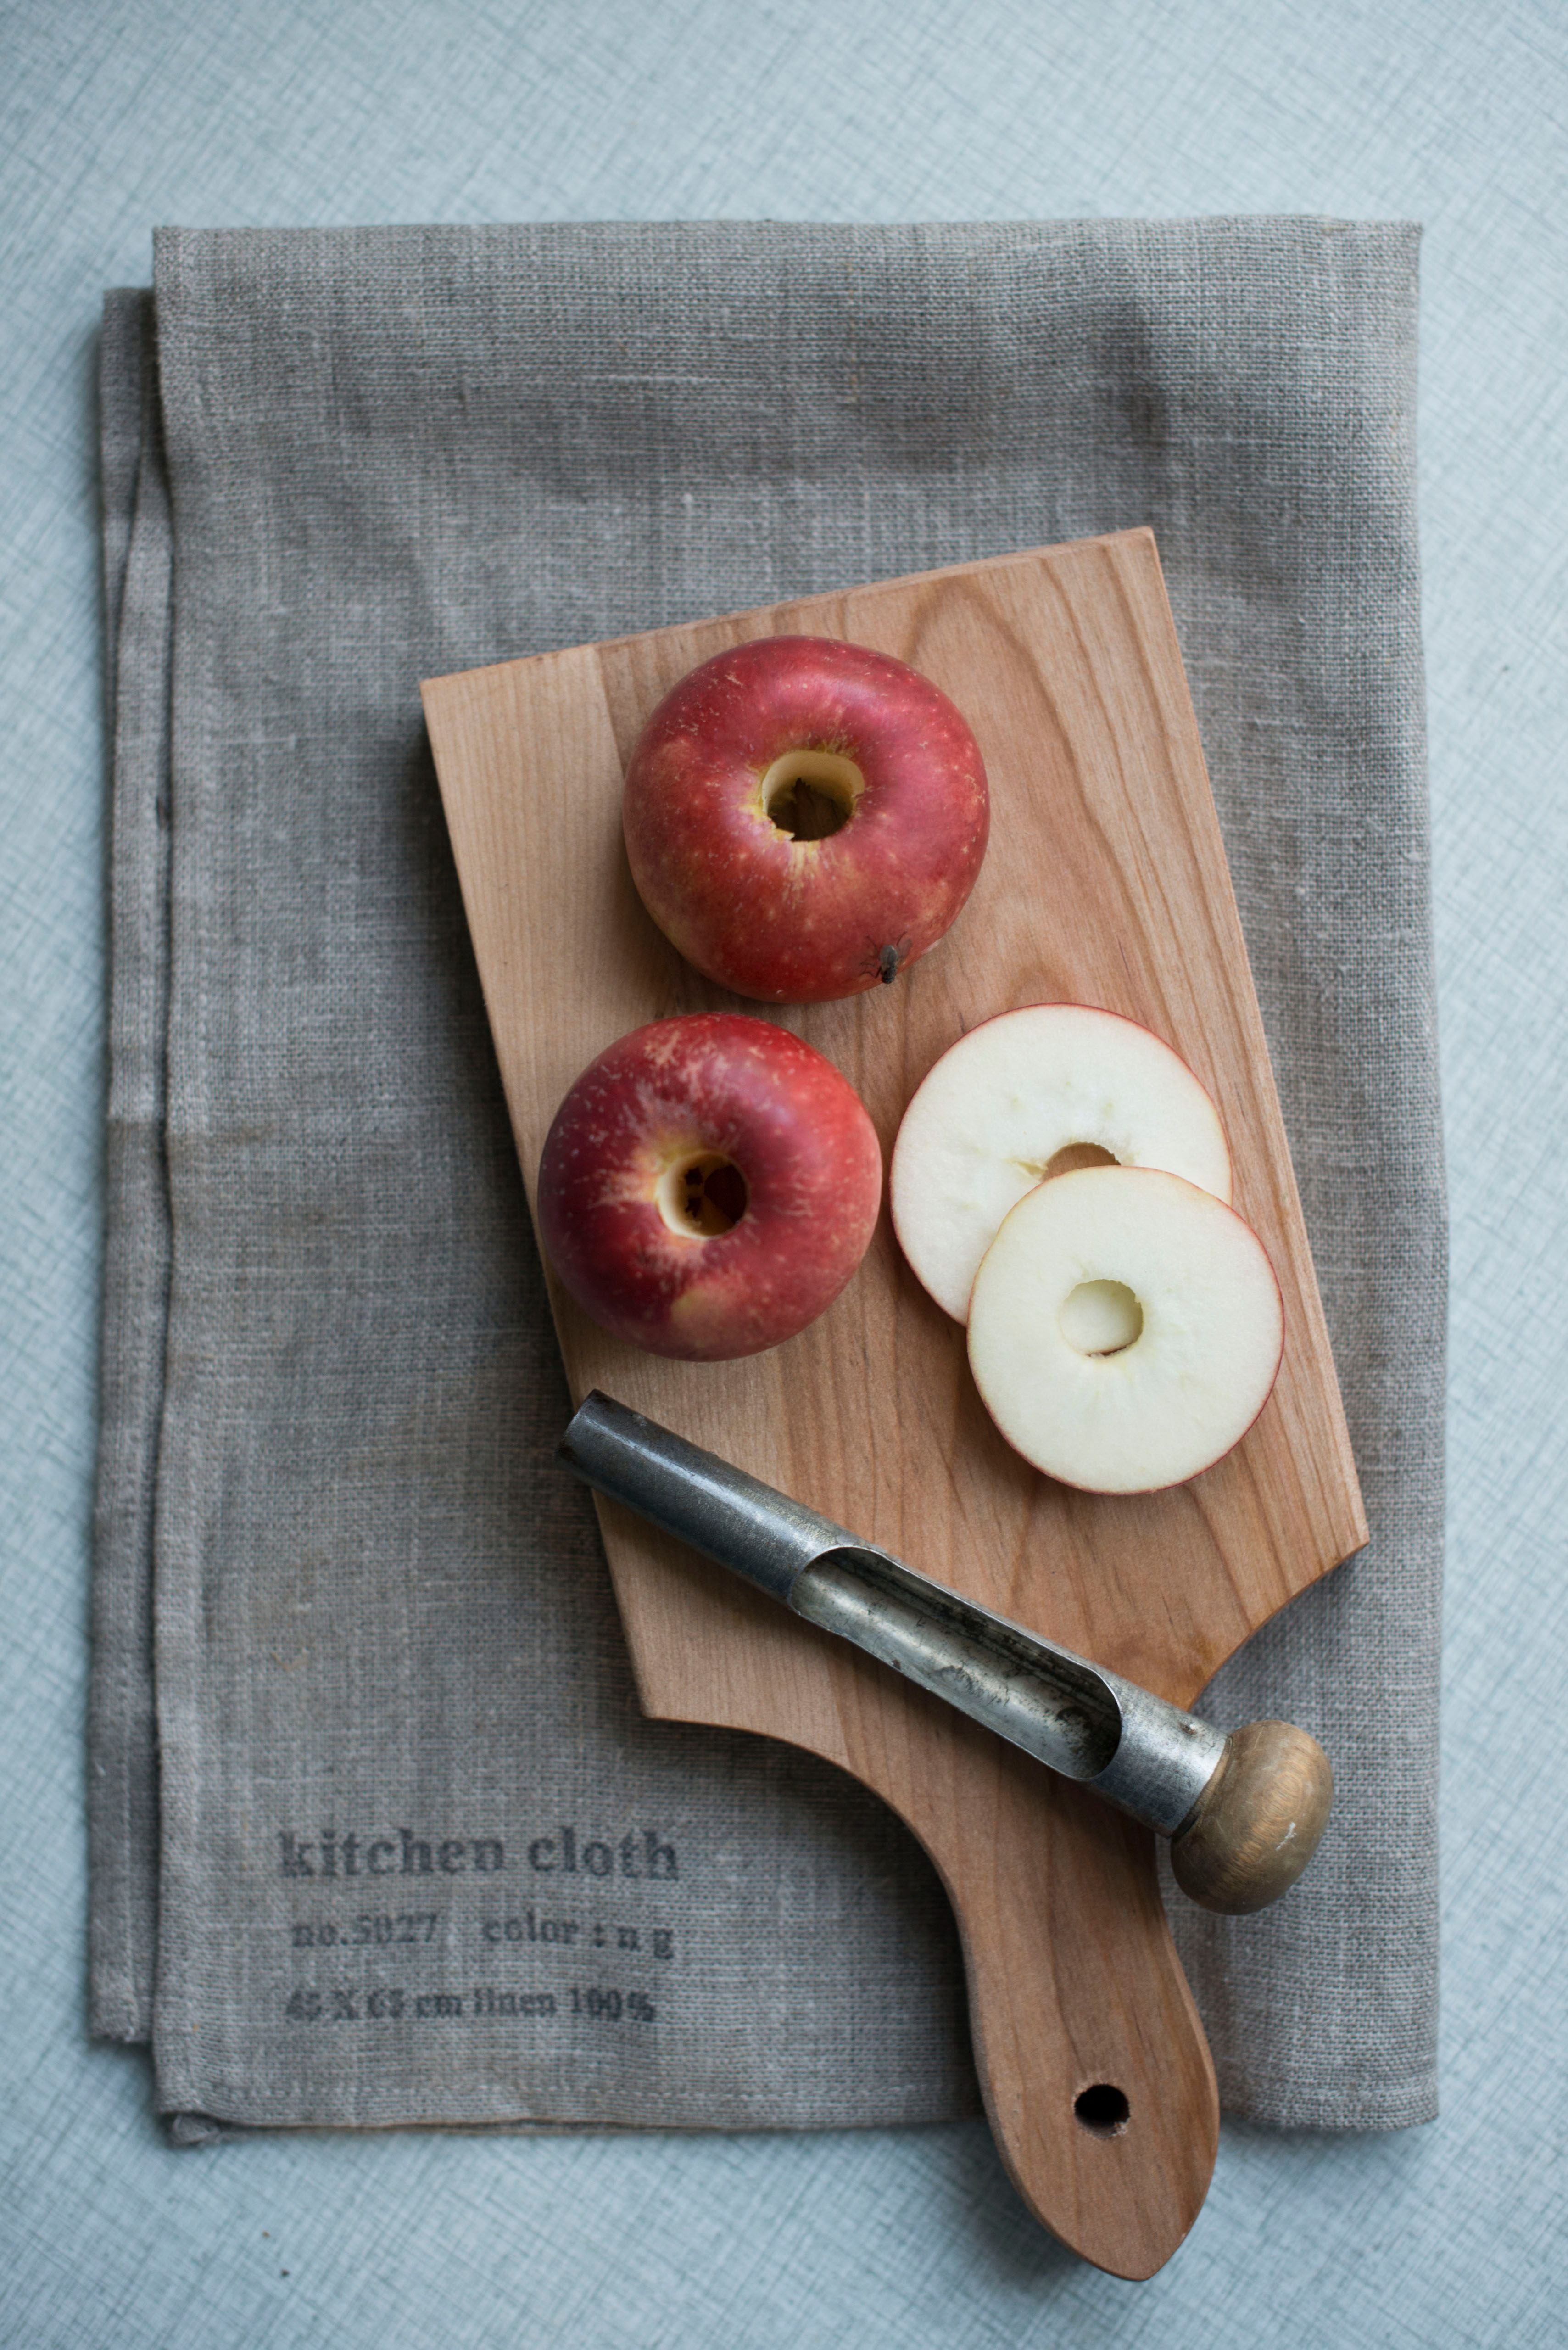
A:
[890,1004,1231,1322]
[966,1164,1283,1495]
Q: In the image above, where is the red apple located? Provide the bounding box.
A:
[537,1013,883,1360]
[622,635,989,1002]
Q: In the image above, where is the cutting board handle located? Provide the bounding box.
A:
[917,1739,1218,2280]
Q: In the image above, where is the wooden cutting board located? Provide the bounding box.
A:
[422,530,1367,2280]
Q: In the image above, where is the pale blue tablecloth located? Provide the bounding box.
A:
[3,3,1564,2343]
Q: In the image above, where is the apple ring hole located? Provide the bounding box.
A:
[657,1152,749,1238]
[1059,1279,1144,1358]
[760,749,864,841]
[1074,2083,1130,2137]
[1043,1141,1118,1180]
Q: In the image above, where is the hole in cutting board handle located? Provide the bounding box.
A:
[1074,2083,1131,2137]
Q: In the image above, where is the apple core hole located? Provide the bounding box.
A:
[1060,1280,1144,1358]
[1074,2083,1130,2137]
[1044,1141,1118,1179]
[760,749,864,841]
[657,1153,748,1238]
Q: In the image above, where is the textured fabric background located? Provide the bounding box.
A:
[95,218,1440,2137]
[5,4,1565,2345]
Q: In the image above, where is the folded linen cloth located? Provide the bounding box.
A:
[92,219,1443,2137]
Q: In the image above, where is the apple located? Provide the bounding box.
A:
[890,1003,1232,1322]
[966,1164,1284,1494]
[536,1012,883,1361]
[621,635,989,1002]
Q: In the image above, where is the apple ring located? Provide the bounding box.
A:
[967,1164,1283,1494]
[891,1003,1232,1322]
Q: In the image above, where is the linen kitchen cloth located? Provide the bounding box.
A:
[92,221,1444,2137]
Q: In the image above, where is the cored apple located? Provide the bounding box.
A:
[537,1013,883,1361]
[622,635,988,1002]
[966,1164,1284,1494]
[890,1003,1232,1322]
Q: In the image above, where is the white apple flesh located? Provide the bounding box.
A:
[890,1004,1232,1322]
[966,1164,1283,1494]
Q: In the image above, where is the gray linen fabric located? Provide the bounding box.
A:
[90,291,172,2045]
[92,219,1442,2136]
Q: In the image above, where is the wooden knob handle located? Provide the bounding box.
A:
[1169,1720,1333,1914]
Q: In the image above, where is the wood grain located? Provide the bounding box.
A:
[423,530,1367,2279]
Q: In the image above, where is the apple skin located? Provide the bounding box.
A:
[537,1013,883,1361]
[622,635,989,1003]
